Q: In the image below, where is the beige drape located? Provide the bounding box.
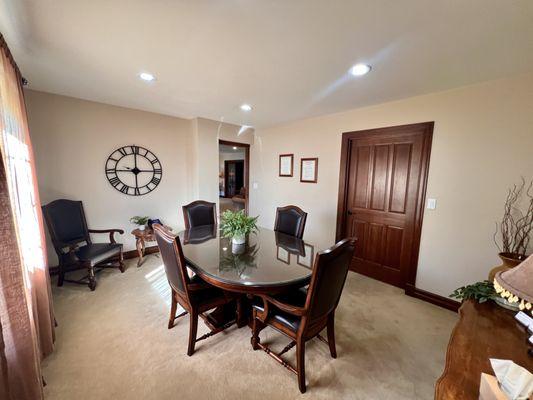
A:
[0,33,55,400]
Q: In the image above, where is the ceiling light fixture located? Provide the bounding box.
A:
[350,64,371,76]
[139,72,156,82]
[240,104,252,112]
[233,146,237,150]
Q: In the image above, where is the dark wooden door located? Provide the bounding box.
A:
[336,122,433,288]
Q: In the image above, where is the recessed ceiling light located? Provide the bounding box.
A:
[233,146,237,150]
[139,72,156,82]
[240,104,252,112]
[350,64,371,76]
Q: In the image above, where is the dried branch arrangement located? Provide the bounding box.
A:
[494,177,533,258]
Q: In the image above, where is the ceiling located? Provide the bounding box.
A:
[1,0,533,128]
[220,144,245,154]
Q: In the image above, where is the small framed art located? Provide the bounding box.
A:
[279,154,294,177]
[300,158,318,183]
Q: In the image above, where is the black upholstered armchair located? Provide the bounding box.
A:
[274,205,307,239]
[182,200,217,229]
[251,238,356,393]
[42,199,125,291]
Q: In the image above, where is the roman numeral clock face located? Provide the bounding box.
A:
[105,145,162,196]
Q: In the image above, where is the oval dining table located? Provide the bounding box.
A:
[177,225,318,327]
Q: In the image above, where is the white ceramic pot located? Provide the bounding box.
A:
[232,235,245,245]
[139,225,145,231]
[232,242,246,255]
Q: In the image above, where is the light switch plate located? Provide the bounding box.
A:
[252,182,258,190]
[427,198,437,210]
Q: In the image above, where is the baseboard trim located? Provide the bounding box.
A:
[405,283,460,312]
[48,246,160,276]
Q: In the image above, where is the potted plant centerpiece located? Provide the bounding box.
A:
[490,178,533,281]
[130,216,150,231]
[220,210,258,251]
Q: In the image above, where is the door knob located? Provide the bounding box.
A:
[347,210,353,215]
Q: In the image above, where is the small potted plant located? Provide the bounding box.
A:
[220,210,258,246]
[130,216,150,231]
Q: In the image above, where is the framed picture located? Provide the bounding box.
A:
[297,244,314,269]
[279,154,294,177]
[300,158,318,183]
[277,246,290,264]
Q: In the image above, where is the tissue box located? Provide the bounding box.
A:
[479,373,509,400]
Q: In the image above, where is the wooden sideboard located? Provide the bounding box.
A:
[435,300,533,399]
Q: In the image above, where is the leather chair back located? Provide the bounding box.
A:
[42,199,91,255]
[153,224,190,295]
[274,205,307,239]
[304,238,355,322]
[182,200,217,229]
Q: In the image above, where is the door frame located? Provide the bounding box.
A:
[219,139,250,214]
[335,122,434,288]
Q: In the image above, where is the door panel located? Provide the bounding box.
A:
[337,123,433,288]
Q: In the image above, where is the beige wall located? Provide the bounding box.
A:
[25,91,252,264]
[249,72,533,297]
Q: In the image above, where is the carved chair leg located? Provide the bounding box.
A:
[168,291,178,329]
[251,312,265,350]
[87,265,96,291]
[327,313,337,359]
[187,309,199,356]
[118,250,125,273]
[296,339,306,394]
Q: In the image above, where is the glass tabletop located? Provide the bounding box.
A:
[178,226,316,291]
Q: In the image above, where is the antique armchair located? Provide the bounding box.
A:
[274,205,307,239]
[251,238,356,393]
[42,199,124,291]
[182,200,217,229]
[153,224,236,356]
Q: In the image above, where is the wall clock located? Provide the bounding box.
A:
[105,145,162,196]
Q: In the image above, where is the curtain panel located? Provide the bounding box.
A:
[0,33,55,400]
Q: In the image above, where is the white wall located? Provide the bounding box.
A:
[26,91,252,264]
[249,72,533,298]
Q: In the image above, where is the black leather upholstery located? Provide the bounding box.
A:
[42,199,89,246]
[154,229,187,294]
[189,285,227,307]
[308,242,354,320]
[252,288,308,332]
[274,207,307,238]
[183,201,216,229]
[75,243,122,267]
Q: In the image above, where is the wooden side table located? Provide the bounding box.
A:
[435,300,533,399]
[131,226,172,267]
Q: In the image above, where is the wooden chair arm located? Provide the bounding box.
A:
[260,295,307,317]
[88,229,124,244]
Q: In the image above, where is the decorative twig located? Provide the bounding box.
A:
[495,177,533,258]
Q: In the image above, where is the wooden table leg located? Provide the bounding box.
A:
[136,237,144,267]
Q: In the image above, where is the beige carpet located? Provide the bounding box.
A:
[42,256,457,400]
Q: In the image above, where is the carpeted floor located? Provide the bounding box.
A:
[42,256,457,400]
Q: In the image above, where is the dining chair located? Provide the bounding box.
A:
[274,205,307,239]
[153,223,235,356]
[251,237,356,393]
[182,200,217,229]
[42,199,124,291]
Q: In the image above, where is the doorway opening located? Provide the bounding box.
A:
[219,140,250,216]
[336,122,433,289]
